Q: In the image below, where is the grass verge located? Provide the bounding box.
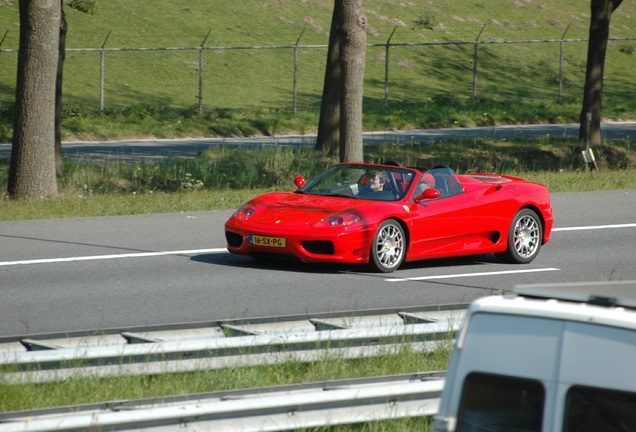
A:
[2,169,636,222]
[0,344,451,431]
[1,137,635,221]
[2,99,635,143]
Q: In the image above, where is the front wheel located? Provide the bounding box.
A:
[369,219,405,273]
[496,209,543,264]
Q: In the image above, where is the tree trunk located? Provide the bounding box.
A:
[339,0,366,163]
[315,0,342,156]
[55,1,67,177]
[9,0,60,200]
[579,0,623,145]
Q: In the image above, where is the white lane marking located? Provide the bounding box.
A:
[1,223,633,268]
[552,223,636,232]
[0,248,228,267]
[386,268,561,283]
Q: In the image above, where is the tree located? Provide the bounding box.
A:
[338,0,367,162]
[55,2,68,177]
[8,0,61,199]
[315,2,342,157]
[579,0,624,145]
[54,0,96,176]
[315,0,367,162]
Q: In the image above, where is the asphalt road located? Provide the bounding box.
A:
[1,189,635,338]
[1,122,635,161]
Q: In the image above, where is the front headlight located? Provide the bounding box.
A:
[315,213,361,227]
[233,202,257,221]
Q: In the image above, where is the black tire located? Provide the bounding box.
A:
[369,219,406,272]
[496,209,543,264]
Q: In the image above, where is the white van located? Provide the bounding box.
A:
[433,281,636,432]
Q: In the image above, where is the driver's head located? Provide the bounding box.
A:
[370,171,388,191]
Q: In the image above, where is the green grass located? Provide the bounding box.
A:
[1,0,635,141]
[4,99,613,143]
[0,344,450,432]
[2,168,633,221]
[1,137,635,221]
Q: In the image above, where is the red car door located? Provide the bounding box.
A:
[406,177,512,261]
[406,190,479,260]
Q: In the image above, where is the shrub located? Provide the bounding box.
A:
[68,0,97,15]
[413,12,438,30]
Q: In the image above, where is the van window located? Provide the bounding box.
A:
[457,372,544,432]
[564,385,636,431]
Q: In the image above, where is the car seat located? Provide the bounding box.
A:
[432,174,449,196]
[447,174,464,195]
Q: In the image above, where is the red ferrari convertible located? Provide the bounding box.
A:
[225,162,553,273]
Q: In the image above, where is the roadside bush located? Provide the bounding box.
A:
[68,0,97,15]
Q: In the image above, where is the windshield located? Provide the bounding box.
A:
[297,164,416,201]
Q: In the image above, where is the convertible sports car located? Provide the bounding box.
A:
[225,162,553,273]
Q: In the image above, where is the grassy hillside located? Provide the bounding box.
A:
[1,1,634,49]
[0,0,635,138]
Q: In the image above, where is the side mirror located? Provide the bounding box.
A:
[294,176,305,188]
[414,188,441,203]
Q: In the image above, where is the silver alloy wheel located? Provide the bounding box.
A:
[374,221,404,270]
[513,214,540,259]
[495,208,543,264]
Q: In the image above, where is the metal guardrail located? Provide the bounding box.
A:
[0,304,466,384]
[0,372,445,432]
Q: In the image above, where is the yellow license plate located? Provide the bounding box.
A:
[250,235,286,248]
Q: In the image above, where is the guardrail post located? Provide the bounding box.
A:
[384,26,397,107]
[293,28,305,115]
[472,25,486,102]
[558,24,571,105]
[99,30,111,112]
[199,29,212,116]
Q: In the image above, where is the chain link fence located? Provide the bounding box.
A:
[1,34,634,113]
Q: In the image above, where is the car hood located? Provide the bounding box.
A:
[249,192,371,227]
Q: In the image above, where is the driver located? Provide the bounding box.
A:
[359,171,388,194]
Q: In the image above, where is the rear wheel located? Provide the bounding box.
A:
[369,219,405,273]
[496,209,542,264]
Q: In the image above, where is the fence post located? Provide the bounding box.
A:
[99,31,111,112]
[472,25,485,102]
[199,29,211,116]
[384,26,397,107]
[0,30,7,111]
[558,24,571,105]
[293,28,305,115]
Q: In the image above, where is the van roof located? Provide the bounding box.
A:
[462,281,636,338]
[514,280,636,309]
